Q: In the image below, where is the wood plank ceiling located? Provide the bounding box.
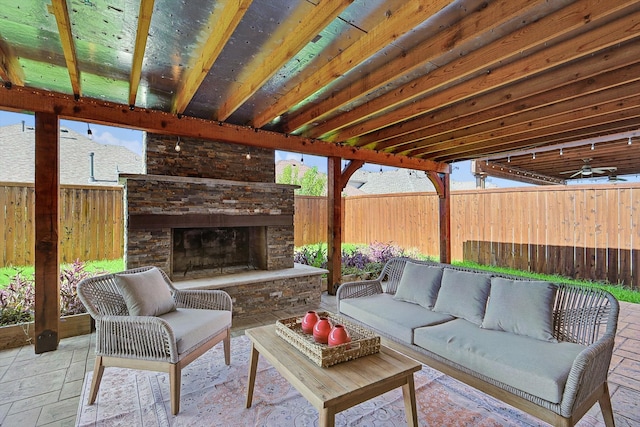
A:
[1,0,640,182]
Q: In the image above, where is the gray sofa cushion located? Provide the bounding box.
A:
[413,319,585,404]
[340,293,454,343]
[433,268,491,325]
[393,262,444,309]
[482,277,558,342]
[159,308,232,354]
[115,267,176,316]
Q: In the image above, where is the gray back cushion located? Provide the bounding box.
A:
[433,268,491,325]
[115,267,176,316]
[482,277,558,342]
[393,262,444,309]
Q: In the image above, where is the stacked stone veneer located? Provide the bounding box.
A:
[123,133,297,280]
[123,174,295,277]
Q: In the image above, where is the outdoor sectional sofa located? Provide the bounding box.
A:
[336,257,619,427]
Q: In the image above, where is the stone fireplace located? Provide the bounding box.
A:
[120,133,324,317]
[122,174,295,280]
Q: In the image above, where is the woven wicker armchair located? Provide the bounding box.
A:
[77,266,232,415]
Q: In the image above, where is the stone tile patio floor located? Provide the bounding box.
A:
[0,294,638,427]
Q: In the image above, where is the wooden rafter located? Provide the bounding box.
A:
[0,84,449,174]
[406,84,640,159]
[311,0,640,143]
[251,0,450,128]
[428,101,640,162]
[215,0,353,121]
[171,0,253,114]
[360,41,640,151]
[282,0,537,134]
[49,0,81,97]
[128,0,155,107]
[0,38,24,85]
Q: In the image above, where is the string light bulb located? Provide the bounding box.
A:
[591,142,595,150]
[86,123,93,140]
[174,136,181,152]
[629,136,633,145]
[532,152,536,160]
[245,150,251,160]
[507,155,511,163]
[560,147,563,156]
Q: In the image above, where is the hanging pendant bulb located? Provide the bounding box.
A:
[174,136,181,152]
[532,152,536,160]
[300,154,304,163]
[591,143,595,150]
[628,137,633,145]
[559,147,563,156]
[87,123,93,140]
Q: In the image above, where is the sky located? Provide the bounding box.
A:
[1,110,629,187]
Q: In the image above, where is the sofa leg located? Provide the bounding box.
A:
[599,382,615,427]
[224,329,231,365]
[88,356,104,405]
[170,363,181,415]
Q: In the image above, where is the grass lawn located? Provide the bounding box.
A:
[0,259,125,288]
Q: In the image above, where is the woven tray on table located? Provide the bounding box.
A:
[275,311,380,368]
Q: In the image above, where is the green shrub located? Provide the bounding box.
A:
[0,259,107,326]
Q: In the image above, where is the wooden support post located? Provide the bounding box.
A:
[34,112,60,353]
[326,158,365,295]
[427,171,451,264]
[327,157,342,295]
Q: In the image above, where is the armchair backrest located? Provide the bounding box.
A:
[77,266,174,318]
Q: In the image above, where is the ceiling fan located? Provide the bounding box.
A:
[560,158,617,178]
[607,174,627,182]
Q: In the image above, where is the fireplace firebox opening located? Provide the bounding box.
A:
[172,226,267,279]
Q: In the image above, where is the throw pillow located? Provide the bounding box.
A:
[115,267,176,316]
[393,262,444,309]
[432,268,491,325]
[482,277,558,342]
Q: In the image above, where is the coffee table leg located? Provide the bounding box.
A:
[402,374,418,427]
[245,343,259,408]
[319,407,336,427]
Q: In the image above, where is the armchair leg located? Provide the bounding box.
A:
[224,329,231,365]
[599,382,615,427]
[169,363,181,415]
[88,356,105,405]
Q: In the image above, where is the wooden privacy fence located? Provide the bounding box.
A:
[0,182,124,266]
[295,184,640,290]
[3,182,640,289]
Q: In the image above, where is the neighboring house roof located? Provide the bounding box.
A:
[0,123,143,185]
[275,160,488,195]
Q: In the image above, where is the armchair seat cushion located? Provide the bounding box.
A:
[159,308,232,354]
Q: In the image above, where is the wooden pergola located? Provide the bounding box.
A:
[1,0,639,352]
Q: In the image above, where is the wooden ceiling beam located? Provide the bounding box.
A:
[432,114,640,163]
[128,0,155,107]
[215,0,353,122]
[0,39,24,85]
[280,0,535,133]
[171,0,253,114]
[251,0,450,128]
[0,84,449,174]
[472,161,566,186]
[415,97,640,160]
[312,0,640,142]
[373,55,640,152]
[360,41,640,151]
[49,0,81,97]
[398,78,640,157]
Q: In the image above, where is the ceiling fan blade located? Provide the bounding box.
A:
[560,170,579,175]
[570,171,583,178]
[592,167,617,174]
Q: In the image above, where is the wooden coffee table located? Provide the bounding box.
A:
[245,324,421,427]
